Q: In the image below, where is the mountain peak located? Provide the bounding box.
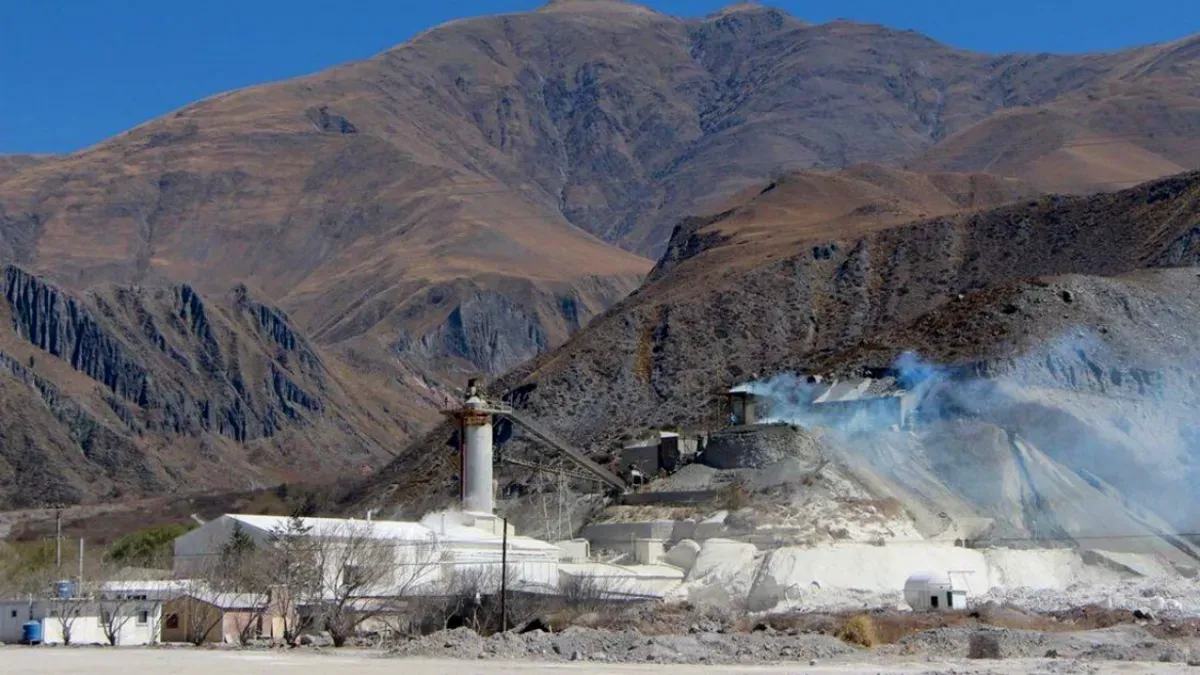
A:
[537,0,659,15]
[714,2,769,14]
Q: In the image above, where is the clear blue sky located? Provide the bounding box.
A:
[1,0,1196,154]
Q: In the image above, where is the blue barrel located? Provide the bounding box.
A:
[22,620,42,645]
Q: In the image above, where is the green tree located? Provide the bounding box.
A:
[106,523,196,568]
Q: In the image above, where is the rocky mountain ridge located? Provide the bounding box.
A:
[2,2,1199,509]
[0,267,412,508]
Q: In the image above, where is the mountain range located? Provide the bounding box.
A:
[0,0,1198,509]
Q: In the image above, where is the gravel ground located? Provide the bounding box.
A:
[388,626,855,664]
[4,649,1200,675]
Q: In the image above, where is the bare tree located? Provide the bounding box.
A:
[44,593,85,645]
[308,522,441,647]
[560,571,632,609]
[97,596,139,645]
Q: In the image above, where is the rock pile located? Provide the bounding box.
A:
[387,626,854,664]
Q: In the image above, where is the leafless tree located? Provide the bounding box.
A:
[308,522,441,647]
[560,571,632,609]
[44,593,86,645]
[97,596,140,645]
[168,568,227,646]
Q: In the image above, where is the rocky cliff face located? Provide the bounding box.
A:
[0,267,411,509]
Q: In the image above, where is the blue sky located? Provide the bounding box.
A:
[1,0,1196,154]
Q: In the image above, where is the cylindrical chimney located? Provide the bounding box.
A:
[462,396,495,513]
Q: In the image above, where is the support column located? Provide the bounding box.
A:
[461,401,494,514]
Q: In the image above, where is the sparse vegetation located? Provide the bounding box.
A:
[837,614,877,647]
[721,475,752,510]
[106,523,196,568]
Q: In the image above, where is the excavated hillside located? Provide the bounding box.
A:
[0,267,415,509]
[351,169,1200,519]
[2,2,1199,402]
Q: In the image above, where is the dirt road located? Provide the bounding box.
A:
[3,648,1197,674]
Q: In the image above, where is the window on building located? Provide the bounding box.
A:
[165,614,180,629]
[10,610,16,618]
[100,610,112,626]
[137,610,149,625]
[930,595,939,609]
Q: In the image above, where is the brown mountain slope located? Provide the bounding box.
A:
[2,4,1198,390]
[0,155,56,185]
[343,165,1041,512]
[350,170,1200,517]
[915,35,1200,193]
[0,266,415,509]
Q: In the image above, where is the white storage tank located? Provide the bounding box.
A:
[904,571,968,611]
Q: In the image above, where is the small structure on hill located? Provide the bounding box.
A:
[620,431,700,480]
[810,377,924,430]
[904,571,968,611]
[726,387,759,426]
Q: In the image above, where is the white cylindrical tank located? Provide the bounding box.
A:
[462,397,494,514]
[904,571,966,611]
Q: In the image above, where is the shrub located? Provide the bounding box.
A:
[968,632,1002,659]
[722,475,751,510]
[838,614,877,647]
[106,523,195,567]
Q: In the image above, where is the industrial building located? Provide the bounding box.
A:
[174,511,563,596]
[0,597,162,645]
[722,373,932,432]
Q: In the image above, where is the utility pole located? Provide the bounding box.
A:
[78,538,84,587]
[55,506,63,574]
[500,516,508,633]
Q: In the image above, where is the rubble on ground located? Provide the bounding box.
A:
[387,626,854,664]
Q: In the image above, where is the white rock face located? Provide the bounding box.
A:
[745,543,988,611]
[678,538,760,606]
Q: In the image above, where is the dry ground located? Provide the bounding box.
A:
[2,649,1198,675]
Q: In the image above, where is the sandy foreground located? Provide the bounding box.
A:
[2,648,1196,675]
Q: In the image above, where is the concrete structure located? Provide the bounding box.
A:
[904,571,968,611]
[558,562,685,600]
[702,424,811,469]
[555,539,591,563]
[620,431,699,478]
[0,598,162,645]
[461,394,496,514]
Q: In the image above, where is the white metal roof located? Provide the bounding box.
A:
[222,513,560,553]
[904,571,954,588]
[226,514,432,541]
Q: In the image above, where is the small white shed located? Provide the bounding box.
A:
[904,571,968,611]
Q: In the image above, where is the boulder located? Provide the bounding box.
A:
[664,539,702,572]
